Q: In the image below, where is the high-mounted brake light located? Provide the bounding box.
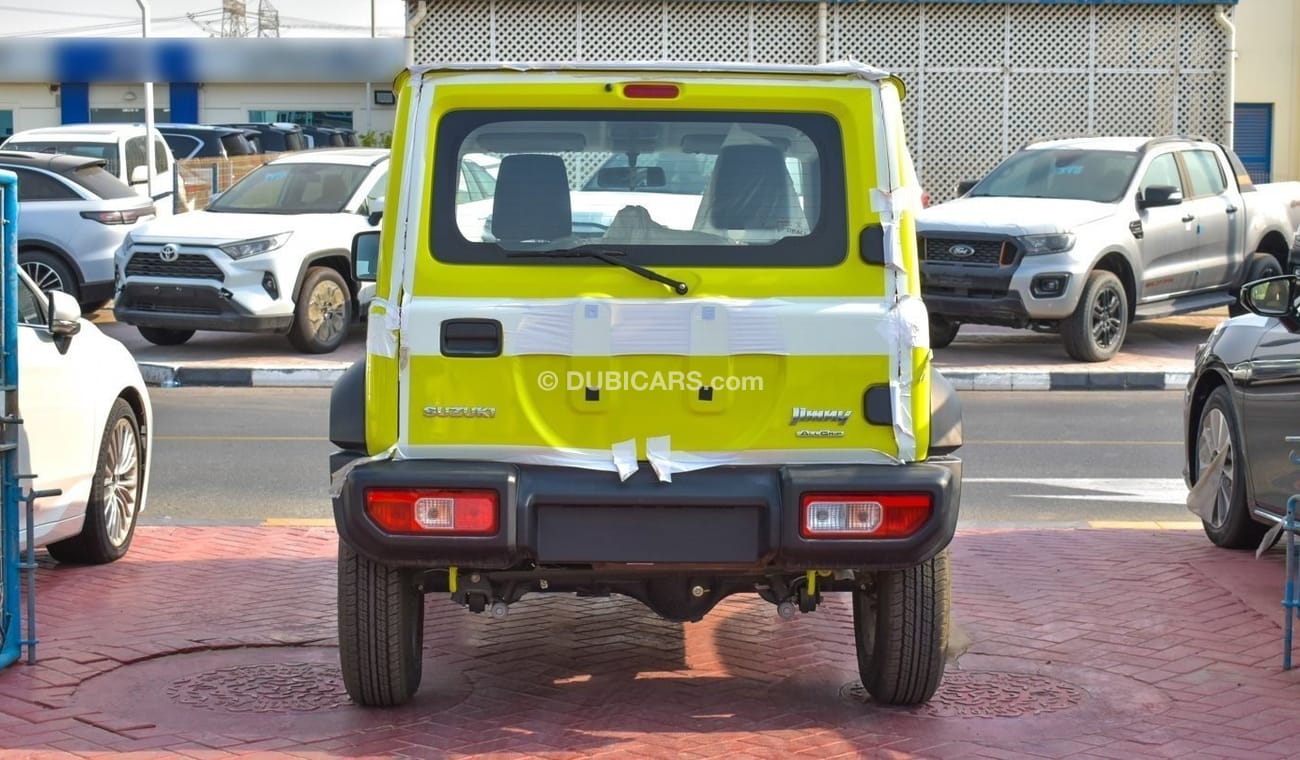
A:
[622,83,680,99]
[800,492,931,539]
[365,488,498,536]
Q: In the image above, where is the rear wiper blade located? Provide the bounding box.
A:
[507,249,689,295]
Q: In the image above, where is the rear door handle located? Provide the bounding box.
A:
[1182,214,1195,223]
[441,319,502,357]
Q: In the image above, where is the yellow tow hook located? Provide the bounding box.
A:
[448,566,459,594]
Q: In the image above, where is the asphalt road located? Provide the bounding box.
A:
[143,387,1195,528]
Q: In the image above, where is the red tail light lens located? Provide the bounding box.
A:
[365,488,498,536]
[800,493,931,539]
[622,83,680,99]
[80,206,156,225]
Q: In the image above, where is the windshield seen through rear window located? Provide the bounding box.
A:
[208,162,370,214]
[432,110,846,268]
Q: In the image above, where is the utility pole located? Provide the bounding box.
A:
[135,0,155,209]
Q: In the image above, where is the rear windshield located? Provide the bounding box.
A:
[432,110,846,267]
[969,148,1138,203]
[220,133,255,157]
[6,141,119,177]
[67,164,137,199]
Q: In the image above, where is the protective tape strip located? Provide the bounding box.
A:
[612,439,638,481]
[396,443,902,469]
[329,444,401,498]
[887,295,927,462]
[365,298,401,358]
[869,185,923,222]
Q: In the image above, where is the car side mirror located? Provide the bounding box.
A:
[956,179,978,196]
[351,230,380,283]
[1139,185,1182,208]
[1239,274,1298,318]
[129,165,150,185]
[366,196,384,226]
[46,290,82,337]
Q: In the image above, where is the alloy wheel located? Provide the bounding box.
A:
[1196,407,1235,529]
[101,416,141,547]
[23,260,66,292]
[1090,286,1124,349]
[307,280,347,345]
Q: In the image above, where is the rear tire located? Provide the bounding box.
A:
[1193,386,1266,549]
[1062,270,1128,362]
[47,399,142,565]
[1229,253,1283,317]
[289,267,352,354]
[338,541,424,707]
[138,327,195,346]
[20,250,80,302]
[854,549,951,705]
[929,316,961,349]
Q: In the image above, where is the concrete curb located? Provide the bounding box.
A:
[139,361,1192,390]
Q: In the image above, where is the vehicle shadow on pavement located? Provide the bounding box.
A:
[6,527,1300,758]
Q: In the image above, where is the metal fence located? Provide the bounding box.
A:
[412,0,1231,202]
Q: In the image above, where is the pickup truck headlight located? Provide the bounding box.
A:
[220,232,292,260]
[1019,233,1075,256]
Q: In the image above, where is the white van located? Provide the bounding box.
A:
[2,124,184,215]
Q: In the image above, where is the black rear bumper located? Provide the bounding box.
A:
[331,456,961,573]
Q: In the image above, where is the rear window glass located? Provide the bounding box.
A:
[6,141,119,177]
[432,110,846,268]
[1183,149,1227,197]
[8,167,79,201]
[68,164,138,199]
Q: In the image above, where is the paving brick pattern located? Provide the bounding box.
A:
[1,526,1298,759]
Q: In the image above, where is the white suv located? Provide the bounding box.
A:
[114,148,388,353]
[15,268,153,563]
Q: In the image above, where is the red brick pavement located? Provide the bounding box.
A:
[2,526,1299,759]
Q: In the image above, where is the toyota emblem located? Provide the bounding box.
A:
[948,244,976,258]
[159,244,179,263]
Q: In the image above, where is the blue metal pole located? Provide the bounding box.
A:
[0,170,21,670]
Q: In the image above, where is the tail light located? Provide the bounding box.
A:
[800,493,931,539]
[365,488,498,536]
[81,206,156,225]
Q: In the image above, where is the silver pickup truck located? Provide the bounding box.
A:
[916,137,1300,361]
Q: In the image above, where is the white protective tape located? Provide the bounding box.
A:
[365,298,402,358]
[399,297,893,357]
[329,445,401,498]
[612,439,639,481]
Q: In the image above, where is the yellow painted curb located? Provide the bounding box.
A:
[261,518,336,527]
[1087,520,1202,530]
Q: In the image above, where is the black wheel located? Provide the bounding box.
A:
[137,326,195,346]
[338,541,424,706]
[20,250,80,302]
[1229,253,1283,317]
[1062,270,1128,362]
[289,267,352,354]
[853,549,951,705]
[47,399,142,565]
[1193,386,1266,549]
[929,316,961,349]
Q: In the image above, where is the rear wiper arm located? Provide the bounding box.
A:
[507,249,689,295]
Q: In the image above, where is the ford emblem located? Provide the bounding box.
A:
[948,244,976,258]
[159,244,180,263]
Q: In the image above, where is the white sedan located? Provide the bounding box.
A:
[17,269,152,563]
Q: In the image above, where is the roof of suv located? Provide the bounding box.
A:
[157,123,246,136]
[269,148,388,167]
[1026,136,1201,153]
[7,123,157,142]
[0,149,105,172]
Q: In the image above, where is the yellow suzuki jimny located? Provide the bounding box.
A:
[330,61,963,708]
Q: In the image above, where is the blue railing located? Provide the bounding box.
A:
[0,170,20,670]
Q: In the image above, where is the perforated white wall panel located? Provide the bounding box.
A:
[412,1,1231,202]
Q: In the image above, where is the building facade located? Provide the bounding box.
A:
[408,0,1257,201]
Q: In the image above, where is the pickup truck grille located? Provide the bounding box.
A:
[922,238,1007,266]
[125,251,225,282]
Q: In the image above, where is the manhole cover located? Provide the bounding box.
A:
[166,661,349,713]
[842,670,1086,718]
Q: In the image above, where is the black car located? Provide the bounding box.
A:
[1185,274,1300,549]
[210,122,306,153]
[158,123,256,159]
[299,125,346,149]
